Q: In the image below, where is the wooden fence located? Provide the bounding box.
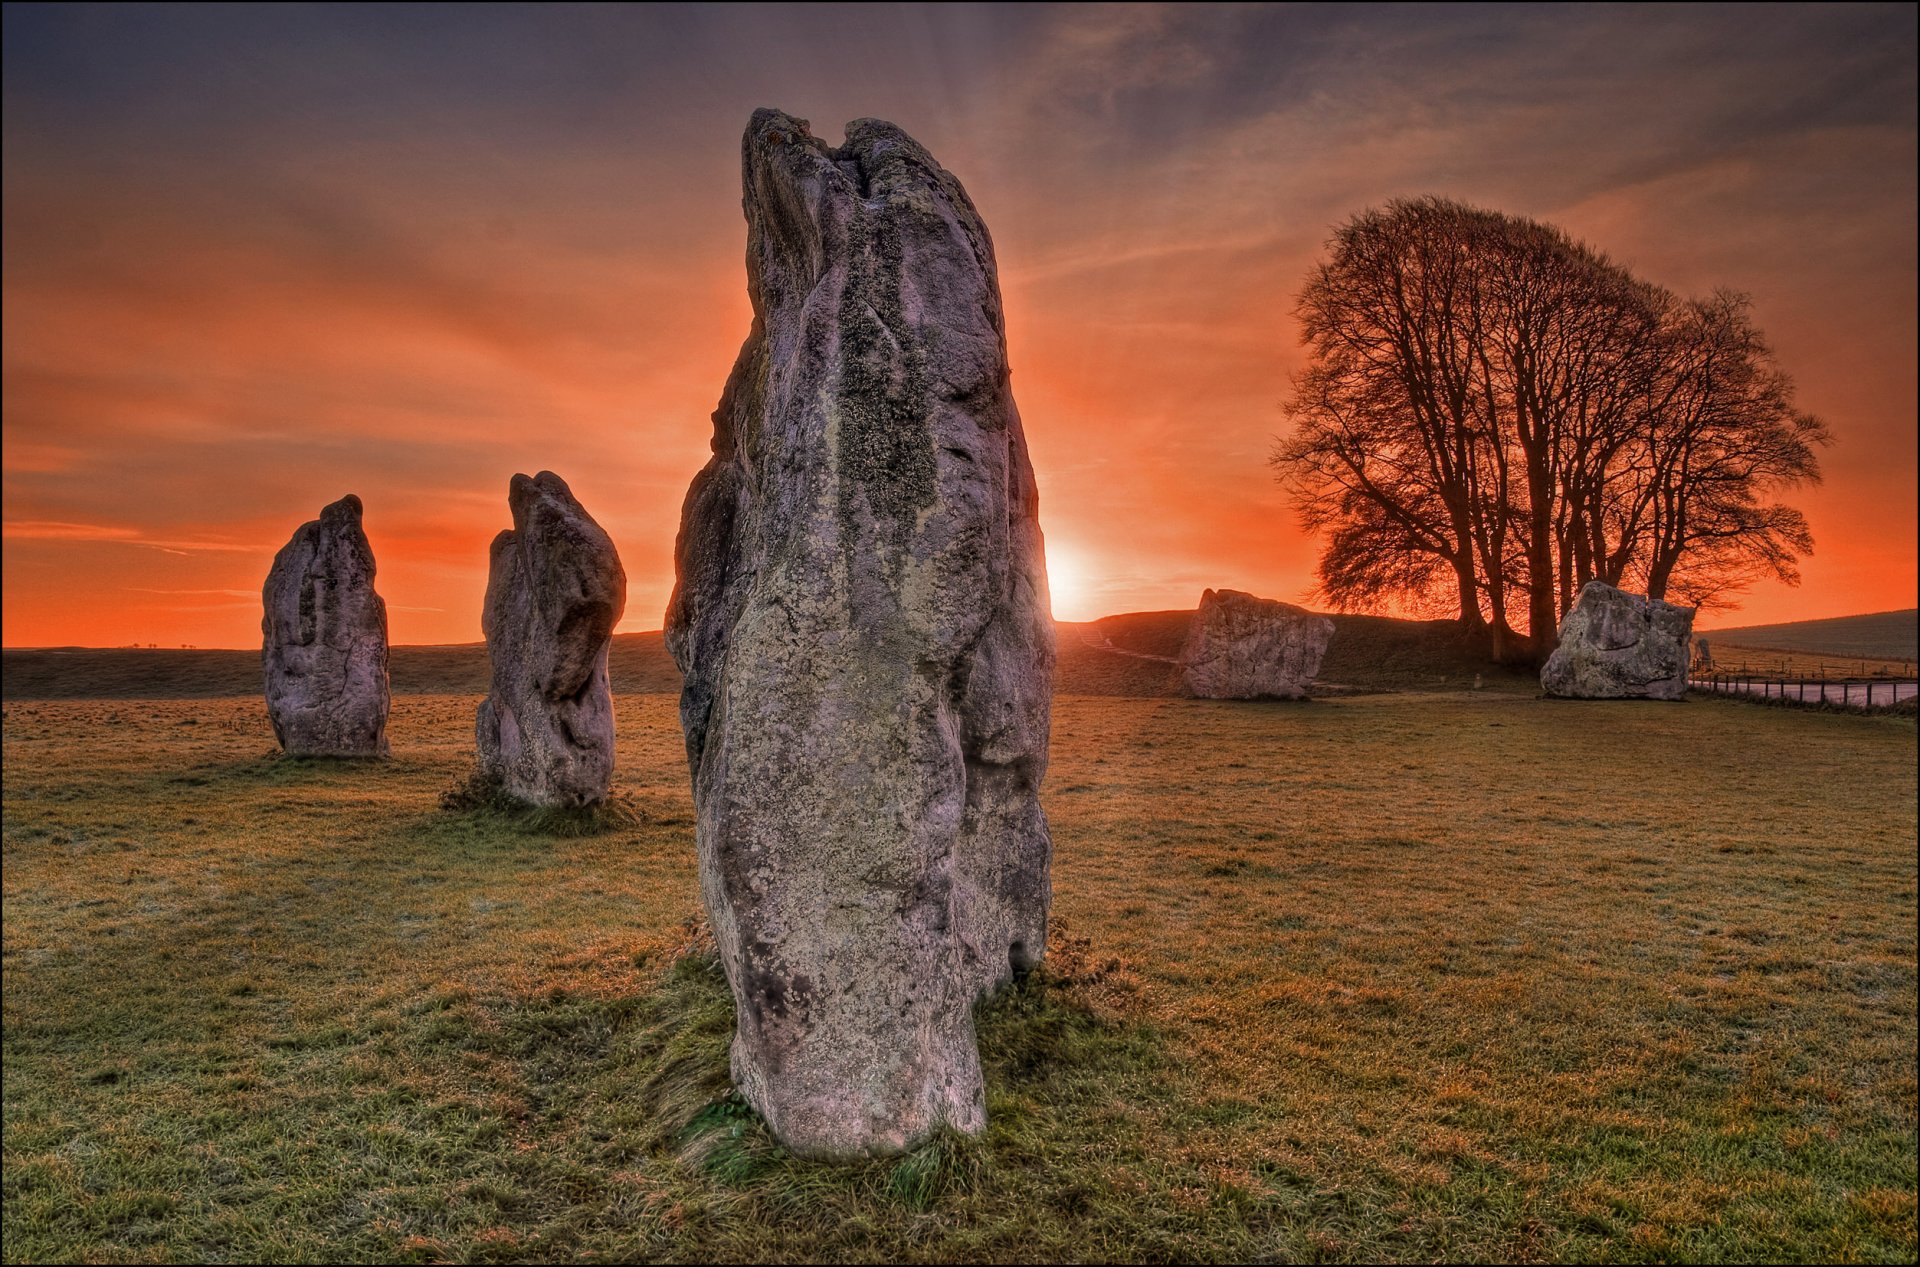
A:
[1690,675,1919,709]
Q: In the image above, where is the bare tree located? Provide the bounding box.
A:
[1634,292,1829,605]
[1276,199,1827,660]
[1277,198,1525,657]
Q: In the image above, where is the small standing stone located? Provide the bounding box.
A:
[1178,589,1334,699]
[1541,581,1694,700]
[261,494,390,757]
[475,472,627,808]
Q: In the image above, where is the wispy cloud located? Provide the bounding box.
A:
[125,586,257,597]
[3,520,254,552]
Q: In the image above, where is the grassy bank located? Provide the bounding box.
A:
[3,693,1915,1261]
[1702,610,1917,663]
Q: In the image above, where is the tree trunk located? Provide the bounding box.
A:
[1525,458,1558,656]
[1645,555,1675,601]
[1452,553,1485,630]
[1489,614,1529,665]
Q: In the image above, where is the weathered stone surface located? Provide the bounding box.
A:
[1541,581,1694,700]
[665,109,1054,1159]
[475,472,626,807]
[262,494,390,757]
[1178,589,1334,699]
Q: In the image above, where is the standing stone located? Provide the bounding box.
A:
[665,109,1054,1159]
[1178,589,1334,700]
[1541,581,1694,700]
[261,494,390,757]
[475,472,626,808]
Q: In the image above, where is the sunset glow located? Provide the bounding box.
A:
[3,5,1914,648]
[1043,540,1093,623]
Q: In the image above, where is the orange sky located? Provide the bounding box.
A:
[4,5,1915,647]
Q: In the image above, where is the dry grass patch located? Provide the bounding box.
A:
[3,692,1914,1261]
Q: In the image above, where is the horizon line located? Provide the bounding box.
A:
[6,605,1915,654]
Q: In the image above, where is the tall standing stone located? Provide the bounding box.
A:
[1541,581,1694,700]
[665,109,1055,1159]
[475,472,626,808]
[262,494,390,757]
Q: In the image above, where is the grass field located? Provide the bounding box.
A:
[4,689,1914,1262]
[1698,646,1916,683]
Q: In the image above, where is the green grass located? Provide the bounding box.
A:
[3,692,1915,1262]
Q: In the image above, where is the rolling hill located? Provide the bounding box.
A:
[1701,608,1916,661]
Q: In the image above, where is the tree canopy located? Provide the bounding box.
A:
[1274,197,1829,662]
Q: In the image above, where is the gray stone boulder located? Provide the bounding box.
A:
[1541,581,1694,700]
[261,494,390,757]
[665,109,1055,1159]
[1178,589,1333,699]
[475,472,626,807]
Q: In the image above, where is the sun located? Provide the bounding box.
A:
[1044,540,1095,621]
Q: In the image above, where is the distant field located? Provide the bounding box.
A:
[2,613,1538,701]
[1695,645,1916,683]
[0,636,678,701]
[3,692,1913,1262]
[1702,609,1918,663]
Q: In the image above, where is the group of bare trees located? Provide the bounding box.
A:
[1274,197,1829,662]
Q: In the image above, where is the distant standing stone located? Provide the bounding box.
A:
[475,472,626,808]
[1541,581,1694,700]
[1178,589,1334,699]
[665,109,1055,1159]
[261,494,390,757]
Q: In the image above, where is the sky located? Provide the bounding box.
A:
[3,2,1915,647]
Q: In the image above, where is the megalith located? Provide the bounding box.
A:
[1541,581,1694,700]
[665,109,1055,1159]
[475,472,626,807]
[1178,589,1334,700]
[261,494,390,757]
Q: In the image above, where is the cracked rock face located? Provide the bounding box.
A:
[1541,581,1694,700]
[665,109,1055,1159]
[262,494,391,757]
[476,472,627,807]
[1179,589,1334,700]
